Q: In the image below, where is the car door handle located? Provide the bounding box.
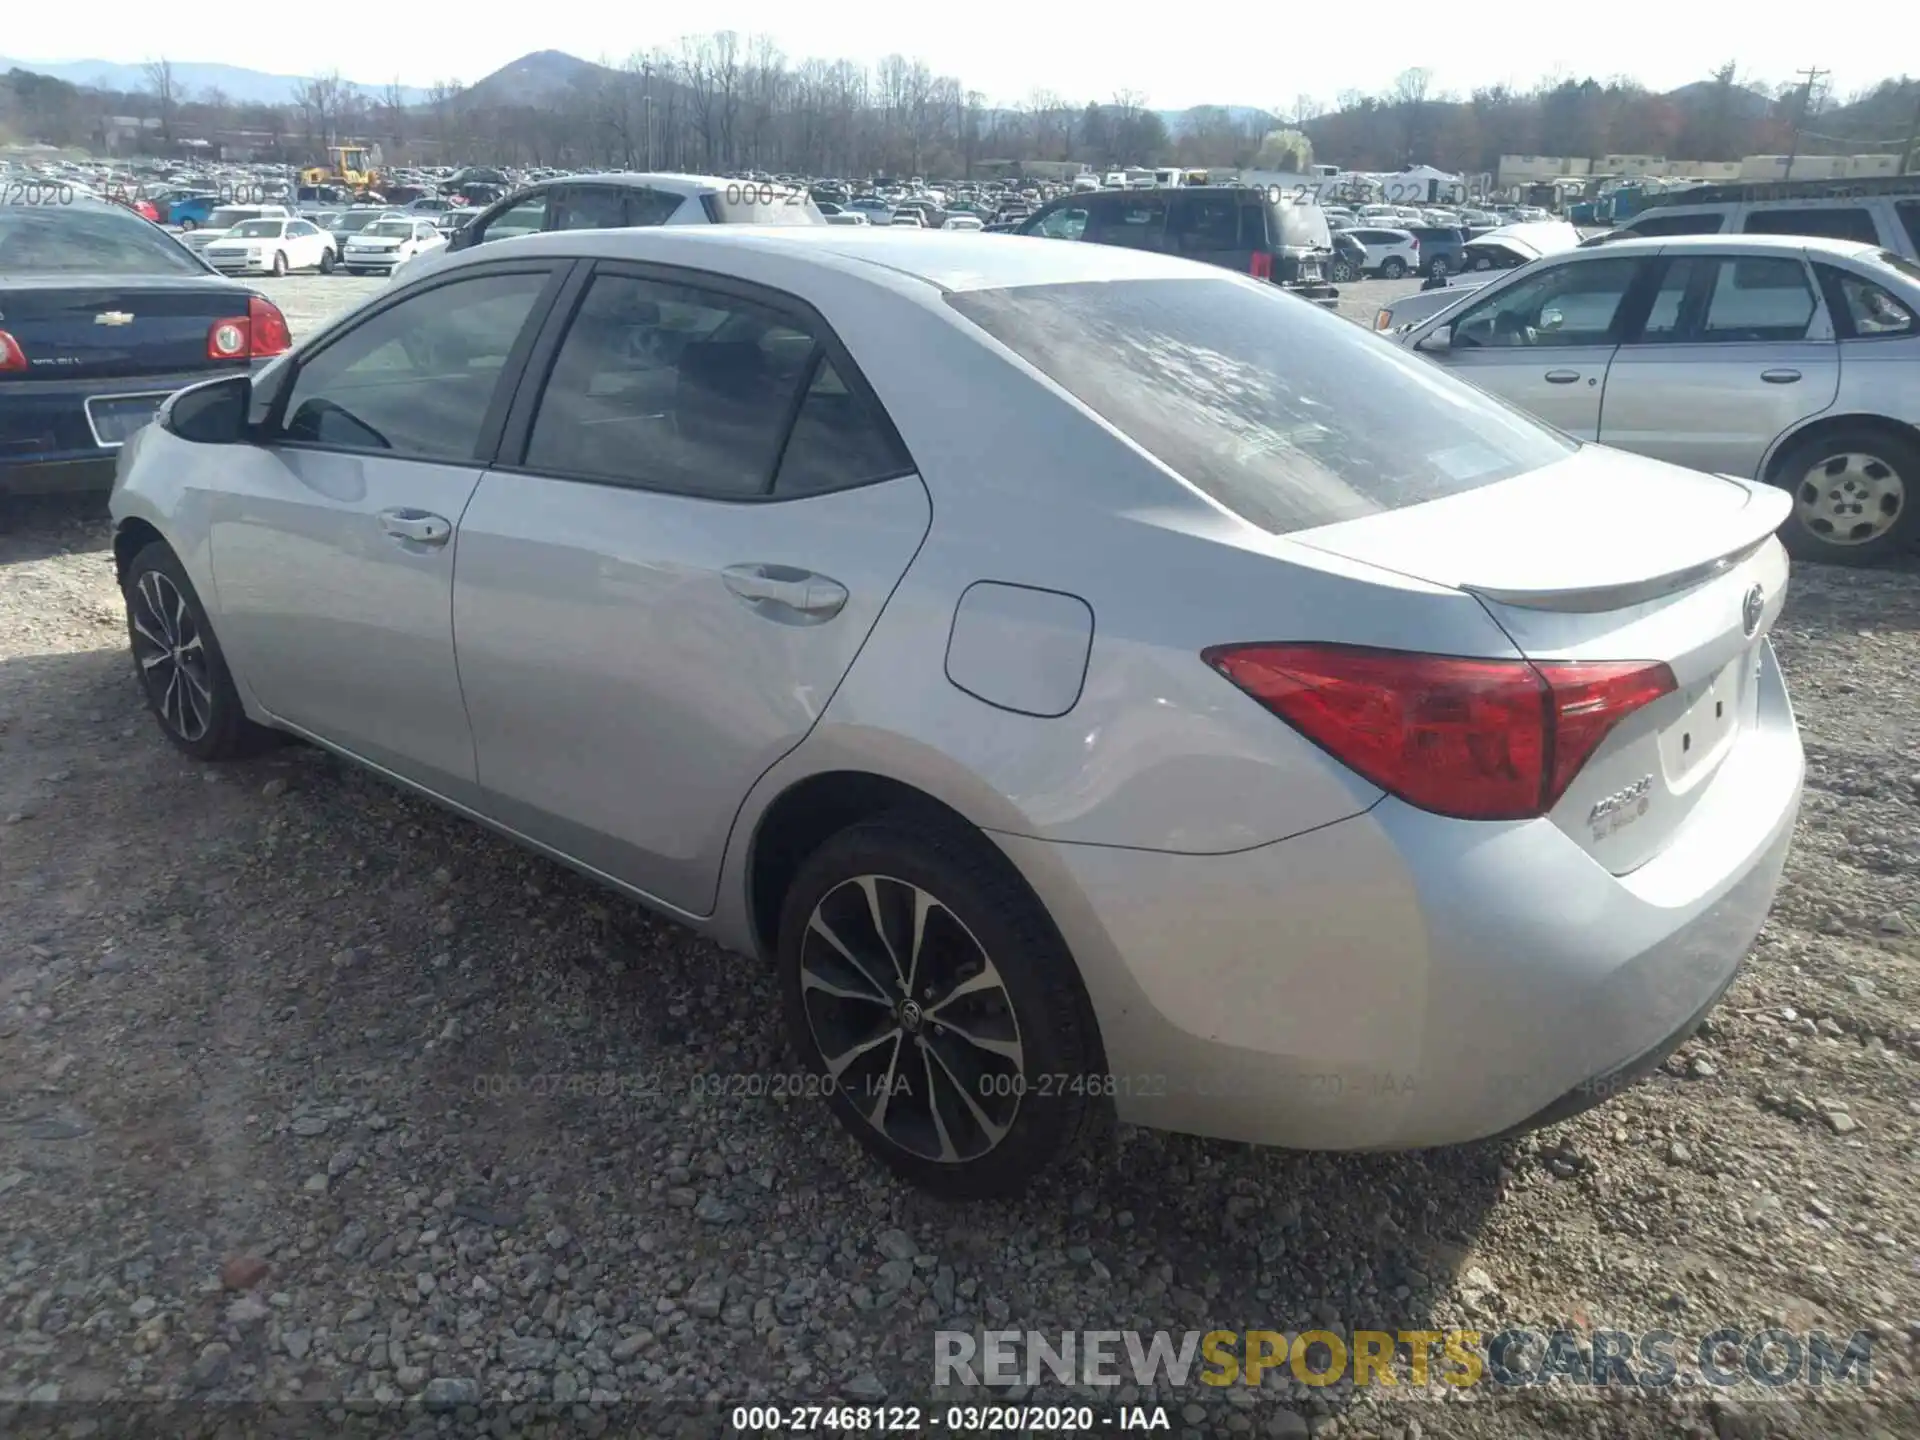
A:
[1543,369,1581,384]
[722,563,848,620]
[1760,368,1802,384]
[379,508,452,546]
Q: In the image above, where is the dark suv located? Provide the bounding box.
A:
[1017,187,1339,305]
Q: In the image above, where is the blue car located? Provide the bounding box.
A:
[1,195,291,498]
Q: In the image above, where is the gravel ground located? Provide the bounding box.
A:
[1,273,1917,1440]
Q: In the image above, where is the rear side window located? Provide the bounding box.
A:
[1703,257,1816,341]
[1741,206,1879,244]
[699,189,826,226]
[1165,194,1246,254]
[947,277,1574,535]
[773,360,915,497]
[526,273,819,497]
[1621,211,1726,238]
[626,188,684,226]
[552,186,626,231]
[1814,263,1916,338]
[1083,196,1168,250]
[0,202,204,275]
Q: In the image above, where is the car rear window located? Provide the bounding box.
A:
[947,277,1574,534]
[1270,201,1331,250]
[700,189,827,226]
[0,202,205,276]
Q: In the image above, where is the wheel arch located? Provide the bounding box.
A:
[112,516,167,587]
[1760,411,1920,484]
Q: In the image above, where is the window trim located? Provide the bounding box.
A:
[491,257,919,504]
[259,259,573,464]
[1737,204,1884,246]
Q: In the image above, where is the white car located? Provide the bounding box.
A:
[342,218,448,275]
[822,211,869,226]
[175,205,291,257]
[201,217,339,276]
[888,211,925,228]
[1344,226,1422,279]
[941,214,985,231]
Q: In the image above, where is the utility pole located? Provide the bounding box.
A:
[1783,66,1827,181]
[1899,85,1920,175]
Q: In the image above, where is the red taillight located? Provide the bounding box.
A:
[0,330,26,372]
[1203,643,1675,821]
[248,295,291,356]
[1250,251,1273,281]
[205,296,291,361]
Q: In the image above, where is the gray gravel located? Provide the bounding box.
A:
[0,274,1917,1439]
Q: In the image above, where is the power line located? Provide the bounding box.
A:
[1783,67,1828,180]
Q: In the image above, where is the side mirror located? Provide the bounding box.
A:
[160,374,251,444]
[1415,325,1452,355]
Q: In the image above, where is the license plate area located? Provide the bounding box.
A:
[84,391,171,448]
[1657,653,1746,789]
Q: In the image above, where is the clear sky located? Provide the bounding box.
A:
[3,0,1888,110]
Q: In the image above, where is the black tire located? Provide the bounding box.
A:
[347,267,367,276]
[122,542,279,761]
[271,251,289,277]
[179,217,198,232]
[319,248,336,274]
[1330,259,1356,284]
[777,814,1104,1199]
[1767,424,1919,565]
[1380,256,1408,279]
[1427,255,1451,278]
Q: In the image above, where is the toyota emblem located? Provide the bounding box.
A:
[1741,584,1765,637]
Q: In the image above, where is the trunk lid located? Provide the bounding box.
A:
[1292,445,1791,873]
[0,276,253,381]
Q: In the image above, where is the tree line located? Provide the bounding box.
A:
[3,45,1914,181]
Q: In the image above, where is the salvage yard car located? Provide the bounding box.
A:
[201,215,339,276]
[108,228,1803,1196]
[1397,234,1920,564]
[0,191,292,497]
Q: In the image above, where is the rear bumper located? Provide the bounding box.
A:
[1,364,254,494]
[995,640,1803,1150]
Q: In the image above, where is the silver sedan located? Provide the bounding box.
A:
[108,228,1804,1197]
[1396,234,1920,565]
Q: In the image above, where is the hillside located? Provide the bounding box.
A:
[0,56,429,106]
[453,50,621,110]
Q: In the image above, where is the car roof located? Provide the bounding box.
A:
[1582,233,1882,260]
[524,172,786,198]
[436,225,1217,293]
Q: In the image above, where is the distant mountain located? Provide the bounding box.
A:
[1156,105,1278,133]
[454,50,621,109]
[1662,79,1776,118]
[0,56,430,106]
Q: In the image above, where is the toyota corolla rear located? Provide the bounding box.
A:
[913,267,1802,1150]
[0,198,290,495]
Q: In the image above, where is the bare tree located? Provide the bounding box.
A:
[143,58,178,147]
[380,80,407,158]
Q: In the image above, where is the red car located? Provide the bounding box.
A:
[110,194,162,224]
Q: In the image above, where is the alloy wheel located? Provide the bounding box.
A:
[129,570,214,742]
[1796,452,1905,547]
[798,874,1025,1164]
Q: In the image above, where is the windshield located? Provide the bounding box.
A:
[946,277,1574,535]
[206,208,260,229]
[365,222,411,237]
[0,202,207,276]
[336,213,385,232]
[229,220,282,238]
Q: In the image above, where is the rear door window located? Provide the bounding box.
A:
[1165,193,1243,256]
[524,272,818,497]
[1701,256,1818,341]
[1741,206,1879,244]
[946,277,1574,535]
[551,186,627,231]
[625,188,685,226]
[1082,195,1168,251]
